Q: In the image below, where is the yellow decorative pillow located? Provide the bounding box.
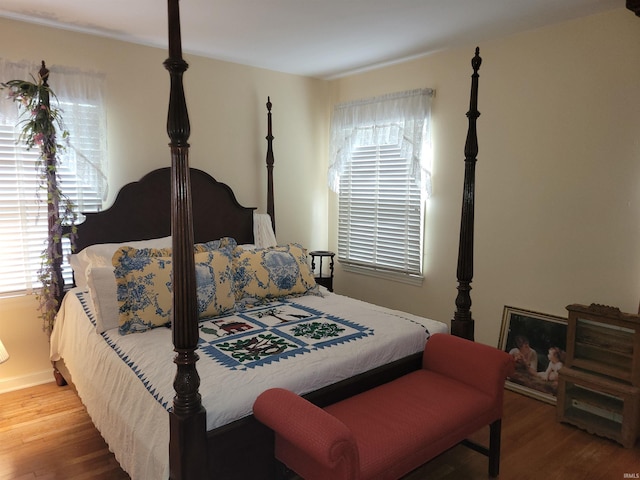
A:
[232,243,317,305]
[113,246,235,335]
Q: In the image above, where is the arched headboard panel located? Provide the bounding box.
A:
[72,167,255,252]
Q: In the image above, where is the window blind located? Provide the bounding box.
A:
[0,101,104,295]
[338,143,423,276]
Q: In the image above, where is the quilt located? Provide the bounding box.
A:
[199,302,373,370]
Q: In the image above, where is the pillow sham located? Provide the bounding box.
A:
[232,243,317,305]
[195,236,238,253]
[113,245,236,335]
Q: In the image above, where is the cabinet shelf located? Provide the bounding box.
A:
[563,406,622,438]
[565,304,640,386]
[557,368,638,447]
[575,320,634,354]
[571,356,632,383]
[566,384,623,421]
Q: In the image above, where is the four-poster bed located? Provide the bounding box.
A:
[50,1,483,479]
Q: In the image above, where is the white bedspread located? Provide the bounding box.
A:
[50,288,448,480]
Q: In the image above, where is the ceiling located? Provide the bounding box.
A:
[0,0,623,79]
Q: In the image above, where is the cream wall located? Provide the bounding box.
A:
[0,17,328,391]
[328,8,640,347]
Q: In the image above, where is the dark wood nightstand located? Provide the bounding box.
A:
[309,251,335,292]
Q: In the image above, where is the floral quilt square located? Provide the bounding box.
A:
[198,301,373,370]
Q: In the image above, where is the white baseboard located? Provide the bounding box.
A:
[0,370,54,394]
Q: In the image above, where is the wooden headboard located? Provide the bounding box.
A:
[72,167,255,252]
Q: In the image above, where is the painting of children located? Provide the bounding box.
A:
[499,306,567,404]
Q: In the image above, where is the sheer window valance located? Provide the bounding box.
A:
[328,88,434,196]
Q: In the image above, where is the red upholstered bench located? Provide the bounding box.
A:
[253,333,515,479]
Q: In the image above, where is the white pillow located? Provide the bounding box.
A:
[86,266,119,333]
[69,236,172,288]
[68,253,88,288]
[253,213,277,248]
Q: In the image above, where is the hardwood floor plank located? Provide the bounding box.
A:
[411,390,640,479]
[1,382,638,479]
[0,383,130,480]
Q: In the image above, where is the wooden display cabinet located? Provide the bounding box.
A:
[557,304,640,447]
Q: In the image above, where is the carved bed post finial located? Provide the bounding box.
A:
[39,60,49,84]
[165,1,207,478]
[452,47,482,341]
[266,96,276,234]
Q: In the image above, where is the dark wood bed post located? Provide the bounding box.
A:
[165,1,208,479]
[266,96,276,234]
[451,47,482,341]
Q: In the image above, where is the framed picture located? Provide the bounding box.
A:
[499,306,567,404]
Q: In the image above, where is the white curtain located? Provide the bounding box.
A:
[328,88,434,195]
[49,63,109,204]
[0,58,108,206]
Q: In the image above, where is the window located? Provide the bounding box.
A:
[329,89,433,282]
[0,59,107,295]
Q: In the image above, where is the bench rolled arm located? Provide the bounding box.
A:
[423,333,515,398]
[253,388,359,479]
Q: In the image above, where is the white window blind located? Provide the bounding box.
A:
[329,89,433,280]
[339,144,423,276]
[0,60,106,295]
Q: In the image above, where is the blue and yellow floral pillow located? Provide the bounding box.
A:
[232,243,317,306]
[195,236,237,253]
[113,245,235,335]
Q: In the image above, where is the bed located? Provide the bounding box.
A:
[50,2,482,479]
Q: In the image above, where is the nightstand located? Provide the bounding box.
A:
[309,250,335,292]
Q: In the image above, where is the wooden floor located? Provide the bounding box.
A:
[1,383,638,480]
[0,383,129,480]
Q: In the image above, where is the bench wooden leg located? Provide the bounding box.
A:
[488,419,502,477]
[461,420,502,477]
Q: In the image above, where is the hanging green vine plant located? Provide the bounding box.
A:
[2,62,77,336]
